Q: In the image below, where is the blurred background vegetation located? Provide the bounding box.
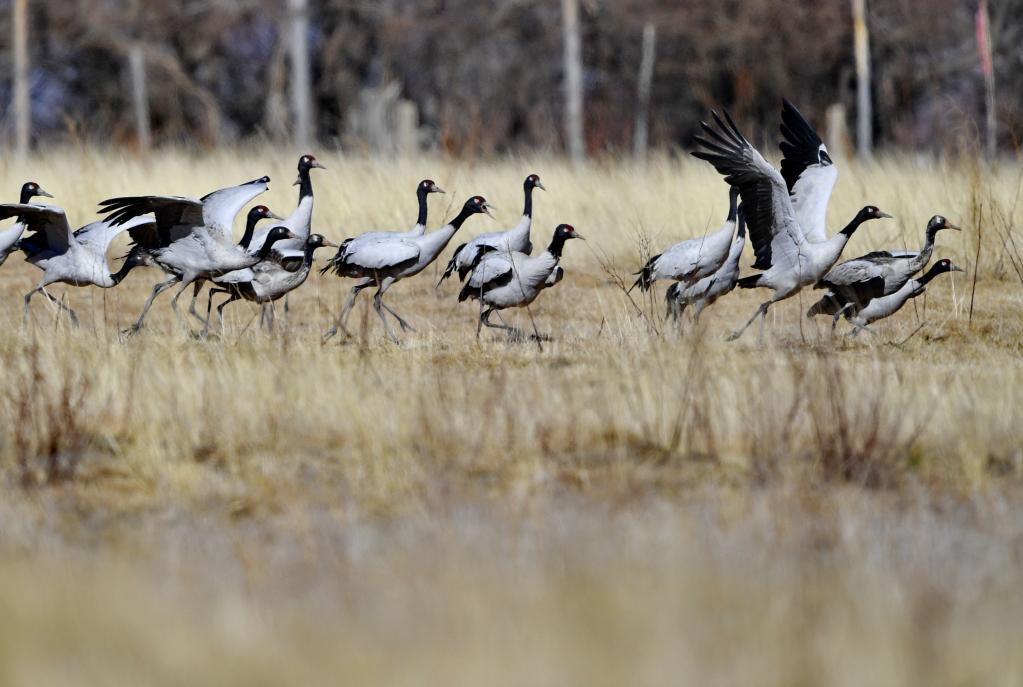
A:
[0,0,1020,157]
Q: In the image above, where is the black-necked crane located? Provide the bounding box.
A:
[99,177,290,333]
[439,174,544,284]
[321,195,493,341]
[247,154,325,254]
[811,259,963,335]
[206,233,337,332]
[632,186,740,292]
[665,207,746,323]
[353,179,445,243]
[691,111,891,342]
[808,215,960,330]
[778,99,838,244]
[458,223,583,340]
[0,203,155,326]
[0,182,54,267]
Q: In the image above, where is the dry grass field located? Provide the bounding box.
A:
[1,149,1023,685]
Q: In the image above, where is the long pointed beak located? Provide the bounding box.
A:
[269,211,285,221]
[433,187,446,194]
[37,189,54,198]
[951,266,965,272]
[536,181,547,191]
[946,223,962,231]
[878,211,894,219]
[574,232,586,241]
[483,204,496,218]
[322,239,338,248]
[312,161,326,170]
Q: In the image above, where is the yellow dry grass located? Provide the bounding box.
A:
[1,149,1022,686]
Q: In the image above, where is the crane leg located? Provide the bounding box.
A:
[323,279,374,341]
[124,276,179,336]
[379,299,415,332]
[41,289,79,327]
[728,301,771,342]
[481,308,523,338]
[169,280,196,330]
[216,293,240,332]
[187,280,209,327]
[372,289,399,342]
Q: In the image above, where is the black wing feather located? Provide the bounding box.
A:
[691,111,776,270]
[779,99,824,193]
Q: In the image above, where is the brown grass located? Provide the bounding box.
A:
[0,149,1022,685]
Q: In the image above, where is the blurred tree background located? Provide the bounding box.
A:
[0,0,1020,156]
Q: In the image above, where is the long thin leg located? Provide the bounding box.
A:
[125,276,180,335]
[169,279,197,330]
[22,287,42,326]
[265,302,277,332]
[380,300,415,332]
[323,278,374,341]
[481,308,522,336]
[216,293,240,330]
[372,288,399,342]
[727,301,771,342]
[40,289,79,327]
[187,280,209,326]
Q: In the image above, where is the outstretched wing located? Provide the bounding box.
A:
[99,195,204,246]
[780,100,837,244]
[0,203,73,253]
[692,111,804,271]
[200,176,270,237]
[74,215,156,254]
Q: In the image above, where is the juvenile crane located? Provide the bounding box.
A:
[691,111,891,342]
[0,203,155,326]
[458,223,583,340]
[665,207,746,323]
[0,182,54,267]
[632,186,740,292]
[322,195,493,341]
[440,174,544,284]
[809,215,960,330]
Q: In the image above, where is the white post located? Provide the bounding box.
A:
[13,0,29,158]
[561,0,584,162]
[633,23,656,161]
[129,45,151,152]
[288,0,312,150]
[851,0,872,158]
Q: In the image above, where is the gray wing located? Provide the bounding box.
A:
[99,195,204,246]
[0,203,73,253]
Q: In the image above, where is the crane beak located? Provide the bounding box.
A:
[573,231,586,241]
[951,265,965,273]
[946,223,962,231]
[878,211,893,219]
[269,210,285,221]
[37,188,54,198]
[483,203,496,218]
[311,161,326,170]
[536,181,547,191]
[321,239,338,248]
[432,186,446,194]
